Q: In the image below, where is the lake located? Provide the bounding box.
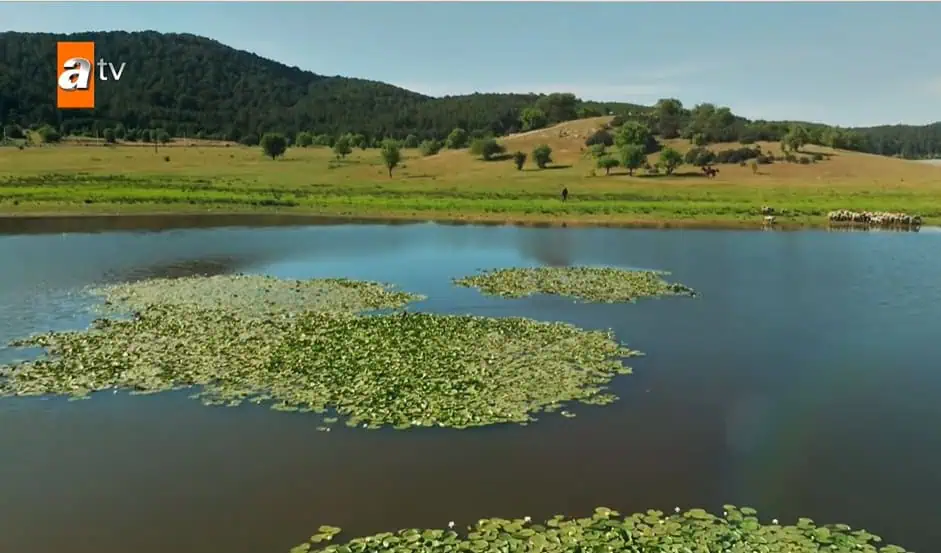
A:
[1,215,939,553]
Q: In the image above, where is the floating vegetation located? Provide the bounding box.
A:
[91,274,423,317]
[1,305,637,429]
[289,505,910,553]
[454,267,696,303]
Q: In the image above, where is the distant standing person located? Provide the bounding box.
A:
[561,187,569,201]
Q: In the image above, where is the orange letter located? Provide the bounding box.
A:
[57,42,95,109]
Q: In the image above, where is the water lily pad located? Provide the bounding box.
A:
[294,508,910,552]
[91,274,423,317]
[1,297,639,429]
[453,266,696,303]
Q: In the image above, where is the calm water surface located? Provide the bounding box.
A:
[1,216,940,553]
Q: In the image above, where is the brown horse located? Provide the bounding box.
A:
[701,166,720,178]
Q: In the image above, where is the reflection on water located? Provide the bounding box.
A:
[0,213,419,236]
[518,229,575,266]
[825,225,925,233]
[103,256,258,283]
[1,217,941,553]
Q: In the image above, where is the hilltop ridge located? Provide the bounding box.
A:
[1,30,940,158]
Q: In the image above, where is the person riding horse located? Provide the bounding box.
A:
[701,166,720,178]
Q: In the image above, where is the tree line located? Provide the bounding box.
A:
[1,31,939,159]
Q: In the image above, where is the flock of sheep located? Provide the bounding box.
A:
[757,206,923,227]
[826,210,923,227]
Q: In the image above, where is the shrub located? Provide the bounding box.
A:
[419,139,443,156]
[577,106,603,118]
[532,144,553,169]
[684,147,716,167]
[513,151,527,170]
[349,133,367,149]
[584,129,614,147]
[469,138,506,161]
[295,132,313,147]
[446,128,469,149]
[333,136,352,159]
[38,125,61,143]
[714,146,759,164]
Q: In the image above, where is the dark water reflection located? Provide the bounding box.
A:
[1,217,940,553]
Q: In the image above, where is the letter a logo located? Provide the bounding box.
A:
[57,42,95,109]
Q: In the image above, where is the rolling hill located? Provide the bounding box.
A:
[1,30,940,158]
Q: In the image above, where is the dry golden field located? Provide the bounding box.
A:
[1,116,939,226]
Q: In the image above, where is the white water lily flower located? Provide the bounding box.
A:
[674,507,680,513]
[772,519,778,525]
[447,521,455,529]
[523,516,531,523]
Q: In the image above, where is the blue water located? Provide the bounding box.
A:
[1,219,940,553]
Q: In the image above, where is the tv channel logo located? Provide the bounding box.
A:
[56,42,126,109]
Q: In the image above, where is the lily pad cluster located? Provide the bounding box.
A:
[454,267,696,303]
[290,505,910,553]
[1,300,637,429]
[91,274,422,317]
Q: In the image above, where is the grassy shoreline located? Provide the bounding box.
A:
[0,202,935,230]
[2,117,940,229]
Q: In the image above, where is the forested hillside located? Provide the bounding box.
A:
[1,30,939,158]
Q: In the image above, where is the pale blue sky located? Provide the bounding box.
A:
[2,1,939,127]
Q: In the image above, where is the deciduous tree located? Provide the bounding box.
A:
[261,132,288,159]
[596,156,619,175]
[380,139,401,177]
[658,147,683,175]
[619,145,646,176]
[333,135,352,159]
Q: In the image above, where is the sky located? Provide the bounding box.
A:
[2,1,940,127]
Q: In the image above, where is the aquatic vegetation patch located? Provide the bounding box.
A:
[91,274,422,317]
[1,306,637,429]
[454,266,696,303]
[290,505,910,553]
